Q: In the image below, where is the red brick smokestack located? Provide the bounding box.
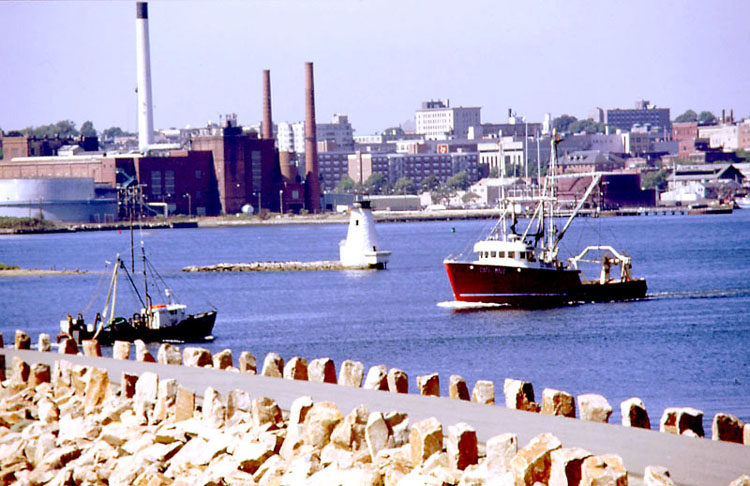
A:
[262,69,273,140]
[304,61,320,212]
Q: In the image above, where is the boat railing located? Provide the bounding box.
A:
[568,245,634,283]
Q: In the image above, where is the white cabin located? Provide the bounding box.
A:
[472,235,538,268]
[339,200,391,269]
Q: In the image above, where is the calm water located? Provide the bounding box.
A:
[1,211,749,430]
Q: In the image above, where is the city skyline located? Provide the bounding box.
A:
[2,0,749,136]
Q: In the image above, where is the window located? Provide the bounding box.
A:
[165,170,175,195]
[491,251,496,257]
[498,251,505,258]
[508,251,515,259]
[195,170,202,179]
[151,171,162,196]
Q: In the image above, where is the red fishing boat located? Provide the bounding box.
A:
[443,136,647,308]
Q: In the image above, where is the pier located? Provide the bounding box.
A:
[3,348,748,485]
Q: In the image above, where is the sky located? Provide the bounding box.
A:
[2,0,749,136]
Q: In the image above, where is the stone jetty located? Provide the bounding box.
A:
[182,261,370,272]
[1,332,749,485]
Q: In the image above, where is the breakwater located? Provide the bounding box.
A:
[182,261,368,272]
[3,330,749,485]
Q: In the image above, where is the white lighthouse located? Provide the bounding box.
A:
[339,200,391,269]
[136,2,154,153]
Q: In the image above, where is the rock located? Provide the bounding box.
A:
[82,339,102,357]
[183,346,212,367]
[11,357,30,384]
[644,465,675,486]
[284,356,309,380]
[339,359,365,387]
[227,389,251,419]
[446,422,478,471]
[504,378,540,412]
[157,343,182,365]
[175,385,195,422]
[134,340,156,362]
[59,337,79,355]
[202,387,226,427]
[29,362,51,387]
[410,416,443,466]
[38,398,59,423]
[70,364,88,395]
[308,357,337,383]
[365,412,391,460]
[135,371,159,420]
[577,394,612,423]
[113,340,131,360]
[510,432,562,485]
[38,333,51,352]
[549,447,592,486]
[620,397,651,429]
[385,411,410,447]
[363,364,389,391]
[745,423,750,445]
[213,348,233,370]
[304,401,344,449]
[711,413,744,443]
[471,380,495,404]
[542,388,576,418]
[289,395,315,425]
[580,454,626,486]
[235,442,275,474]
[417,373,440,396]
[153,378,177,423]
[388,368,409,393]
[449,375,470,401]
[261,352,284,377]
[84,367,109,411]
[15,329,31,349]
[486,432,518,475]
[729,475,750,486]
[252,397,283,429]
[659,407,704,437]
[239,351,257,374]
[121,372,139,398]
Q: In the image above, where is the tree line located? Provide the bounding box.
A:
[2,120,133,140]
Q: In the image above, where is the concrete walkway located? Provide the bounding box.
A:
[3,349,748,485]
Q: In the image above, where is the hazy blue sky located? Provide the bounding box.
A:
[2,1,748,135]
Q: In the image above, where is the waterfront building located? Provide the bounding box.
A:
[317,114,355,152]
[672,122,699,141]
[347,151,479,187]
[605,100,671,133]
[318,151,352,192]
[190,119,279,214]
[660,164,744,204]
[415,100,481,140]
[558,150,626,174]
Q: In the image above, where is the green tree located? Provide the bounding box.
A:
[393,177,416,195]
[419,174,440,193]
[698,111,717,124]
[568,119,606,134]
[24,120,79,138]
[552,114,578,133]
[674,109,698,123]
[334,175,358,193]
[641,168,670,190]
[446,171,470,191]
[364,173,387,195]
[80,120,97,137]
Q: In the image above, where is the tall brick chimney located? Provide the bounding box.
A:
[262,69,273,140]
[304,62,320,212]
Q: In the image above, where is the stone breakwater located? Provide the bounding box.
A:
[182,261,370,272]
[3,330,750,486]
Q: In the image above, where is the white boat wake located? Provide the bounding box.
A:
[437,301,506,310]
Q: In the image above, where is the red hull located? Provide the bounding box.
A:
[444,261,647,308]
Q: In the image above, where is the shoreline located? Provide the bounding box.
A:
[0,268,88,277]
[0,205,728,235]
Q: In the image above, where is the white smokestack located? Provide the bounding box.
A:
[136,2,154,152]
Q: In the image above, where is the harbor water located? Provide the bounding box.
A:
[1,211,749,430]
